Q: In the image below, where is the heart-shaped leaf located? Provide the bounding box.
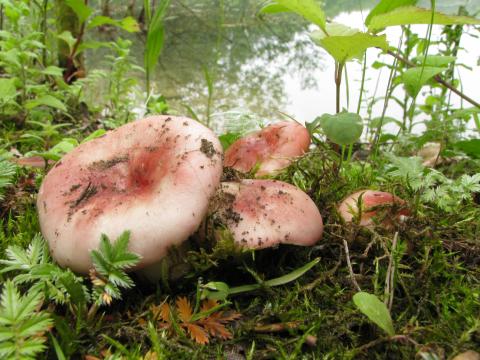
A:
[317,112,364,146]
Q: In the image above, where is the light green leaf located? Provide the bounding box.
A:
[82,129,107,143]
[402,66,446,97]
[258,2,290,14]
[412,55,456,67]
[145,0,171,75]
[317,112,364,146]
[201,282,230,301]
[454,139,480,159]
[88,16,140,32]
[262,0,326,33]
[365,0,417,26]
[41,66,64,77]
[65,0,92,24]
[370,116,405,130]
[311,23,388,63]
[353,292,395,336]
[57,31,76,54]
[25,95,67,112]
[368,6,480,32]
[0,78,16,102]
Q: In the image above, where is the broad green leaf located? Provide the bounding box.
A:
[317,112,364,146]
[145,0,171,75]
[88,16,140,32]
[262,0,326,33]
[311,23,388,63]
[454,139,480,159]
[57,31,76,54]
[65,0,92,24]
[219,132,241,150]
[412,55,456,67]
[41,66,64,77]
[0,78,16,102]
[365,0,417,26]
[402,66,446,97]
[258,2,290,14]
[201,282,230,301]
[368,6,480,32]
[25,95,67,112]
[353,292,395,336]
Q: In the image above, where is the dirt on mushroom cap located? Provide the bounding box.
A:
[37,116,223,274]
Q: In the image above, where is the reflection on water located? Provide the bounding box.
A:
[87,0,480,129]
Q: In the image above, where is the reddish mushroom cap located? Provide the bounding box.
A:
[37,116,223,274]
[214,179,323,249]
[224,121,310,176]
[338,190,409,228]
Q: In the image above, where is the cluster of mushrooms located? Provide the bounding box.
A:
[37,116,408,277]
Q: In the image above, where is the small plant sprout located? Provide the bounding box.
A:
[36,116,223,274]
[224,121,311,177]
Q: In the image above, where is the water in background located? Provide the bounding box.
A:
[87,0,480,133]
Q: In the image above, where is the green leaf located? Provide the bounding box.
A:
[402,66,446,97]
[145,0,171,76]
[219,132,241,150]
[311,23,388,63]
[317,112,364,146]
[412,55,456,67]
[41,66,64,77]
[201,282,230,301]
[261,0,326,33]
[353,292,395,336]
[0,78,16,102]
[57,31,76,54]
[88,16,140,32]
[368,6,480,32]
[258,2,290,14]
[228,258,320,295]
[454,139,480,159]
[25,95,67,112]
[370,116,404,130]
[65,0,92,24]
[365,0,417,26]
[82,129,106,143]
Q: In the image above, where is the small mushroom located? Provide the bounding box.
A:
[213,179,323,249]
[338,190,409,228]
[417,142,441,167]
[37,116,223,274]
[224,121,310,176]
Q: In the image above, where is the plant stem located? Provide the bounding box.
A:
[335,62,344,114]
[386,49,480,109]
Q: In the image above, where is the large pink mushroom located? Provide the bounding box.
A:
[214,179,323,249]
[37,116,223,274]
[224,121,310,176]
[338,190,409,228]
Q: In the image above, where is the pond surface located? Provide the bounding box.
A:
[90,0,480,133]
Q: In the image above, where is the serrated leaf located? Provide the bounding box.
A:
[65,0,92,24]
[365,0,417,26]
[185,323,209,344]
[368,6,480,32]
[176,297,192,323]
[317,112,364,146]
[0,78,16,102]
[402,66,446,97]
[311,23,388,63]
[353,292,395,336]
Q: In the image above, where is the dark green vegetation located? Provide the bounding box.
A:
[1,0,480,359]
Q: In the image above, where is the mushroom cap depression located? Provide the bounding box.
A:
[37,116,223,274]
[214,180,323,249]
[224,121,310,176]
[338,190,409,228]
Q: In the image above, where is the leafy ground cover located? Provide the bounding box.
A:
[0,0,480,359]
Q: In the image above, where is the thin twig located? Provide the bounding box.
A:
[343,239,362,292]
[386,49,480,109]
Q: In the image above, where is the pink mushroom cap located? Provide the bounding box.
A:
[224,121,310,176]
[215,179,323,249]
[338,190,409,228]
[37,116,223,274]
